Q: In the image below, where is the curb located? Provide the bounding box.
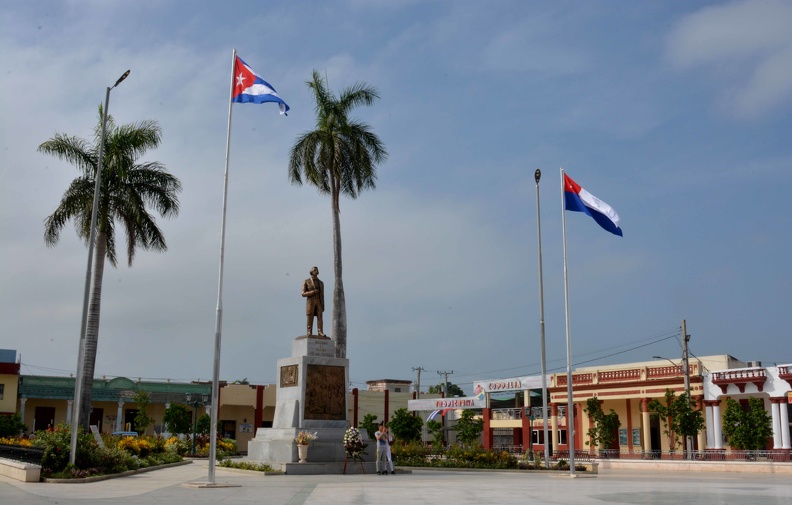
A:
[42,460,192,483]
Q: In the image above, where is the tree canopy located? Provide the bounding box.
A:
[288,70,387,359]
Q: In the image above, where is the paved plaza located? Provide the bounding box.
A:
[1,460,791,505]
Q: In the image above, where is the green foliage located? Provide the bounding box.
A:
[133,391,155,435]
[388,408,423,443]
[455,410,484,446]
[163,404,193,435]
[31,424,183,478]
[428,382,465,397]
[32,424,84,473]
[390,440,435,465]
[722,397,773,451]
[648,389,705,450]
[0,414,28,437]
[426,419,445,448]
[359,413,379,440]
[219,459,273,472]
[583,397,621,449]
[196,413,212,435]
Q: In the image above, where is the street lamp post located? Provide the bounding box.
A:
[533,168,550,469]
[186,394,208,456]
[69,70,130,466]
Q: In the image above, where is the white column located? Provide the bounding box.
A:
[116,402,124,432]
[19,398,27,426]
[712,403,723,449]
[705,405,714,448]
[66,400,73,424]
[780,402,790,449]
[771,401,782,449]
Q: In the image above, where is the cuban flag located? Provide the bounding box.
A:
[564,174,623,237]
[232,55,289,115]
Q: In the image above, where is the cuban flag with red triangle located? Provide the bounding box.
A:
[232,56,289,115]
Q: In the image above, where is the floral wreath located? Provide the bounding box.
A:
[343,427,368,460]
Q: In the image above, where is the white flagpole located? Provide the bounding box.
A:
[560,167,576,476]
[207,48,237,485]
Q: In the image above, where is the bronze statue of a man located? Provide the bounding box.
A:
[302,266,324,336]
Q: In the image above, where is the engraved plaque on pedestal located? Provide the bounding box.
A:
[280,364,298,387]
[304,364,346,420]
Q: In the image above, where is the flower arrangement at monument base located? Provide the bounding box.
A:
[294,431,318,446]
[343,426,368,461]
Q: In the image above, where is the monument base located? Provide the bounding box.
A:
[247,427,347,463]
[248,335,350,472]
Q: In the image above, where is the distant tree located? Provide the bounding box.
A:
[163,404,192,435]
[455,410,484,446]
[583,397,621,452]
[722,397,773,451]
[231,378,249,385]
[133,391,155,435]
[196,413,212,435]
[648,389,705,452]
[359,413,379,440]
[426,419,445,448]
[388,408,422,443]
[0,414,28,437]
[428,382,465,397]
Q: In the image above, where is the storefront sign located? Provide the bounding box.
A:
[473,375,549,393]
[408,396,486,411]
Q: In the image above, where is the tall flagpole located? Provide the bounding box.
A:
[534,169,550,468]
[560,167,576,476]
[207,48,237,485]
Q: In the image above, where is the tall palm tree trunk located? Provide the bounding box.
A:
[78,231,107,431]
[331,186,347,359]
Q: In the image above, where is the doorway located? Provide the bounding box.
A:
[34,406,55,432]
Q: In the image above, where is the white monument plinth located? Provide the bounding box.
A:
[248,336,366,472]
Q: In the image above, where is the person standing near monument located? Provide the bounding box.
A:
[375,422,389,475]
[302,266,325,336]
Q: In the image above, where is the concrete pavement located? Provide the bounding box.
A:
[1,459,791,504]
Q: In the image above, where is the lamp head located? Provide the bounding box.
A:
[113,70,131,88]
[534,169,541,183]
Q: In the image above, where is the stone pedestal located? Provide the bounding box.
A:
[248,335,351,471]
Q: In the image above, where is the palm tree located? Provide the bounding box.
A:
[288,70,387,358]
[39,107,181,430]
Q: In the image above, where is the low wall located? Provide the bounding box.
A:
[596,458,792,475]
[0,457,41,482]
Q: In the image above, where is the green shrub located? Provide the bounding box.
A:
[30,423,183,478]
[219,459,273,472]
[0,414,28,437]
[391,440,434,466]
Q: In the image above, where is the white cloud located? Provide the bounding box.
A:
[666,0,792,118]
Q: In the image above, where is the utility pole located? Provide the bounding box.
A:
[412,367,428,398]
[681,319,692,457]
[437,370,454,397]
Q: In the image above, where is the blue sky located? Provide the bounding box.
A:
[1,0,790,394]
